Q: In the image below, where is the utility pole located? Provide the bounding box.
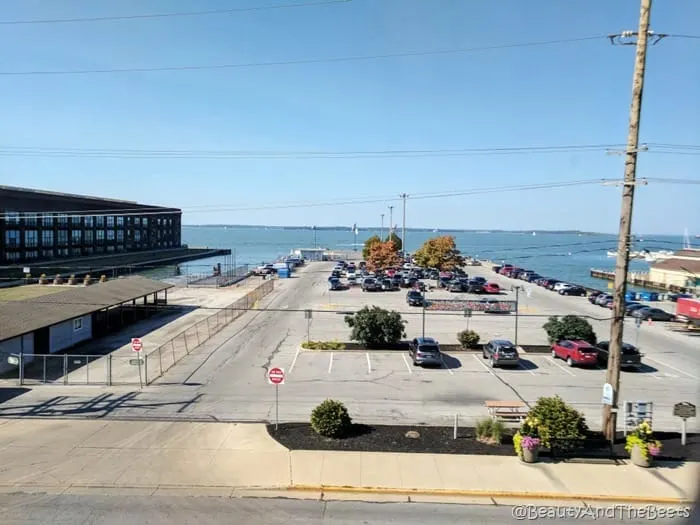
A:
[512,285,521,347]
[388,206,394,240]
[380,213,385,240]
[603,0,654,442]
[400,193,408,259]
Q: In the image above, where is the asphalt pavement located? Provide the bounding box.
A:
[0,494,693,525]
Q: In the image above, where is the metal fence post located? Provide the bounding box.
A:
[144,354,149,385]
[158,346,163,376]
[107,354,112,386]
[206,316,212,338]
[195,324,201,347]
[63,354,68,385]
[43,355,47,384]
[172,339,178,360]
[86,356,90,384]
[18,352,24,386]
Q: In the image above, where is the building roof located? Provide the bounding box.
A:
[0,276,173,342]
[651,258,700,275]
[672,249,700,259]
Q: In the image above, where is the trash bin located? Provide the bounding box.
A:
[639,291,658,301]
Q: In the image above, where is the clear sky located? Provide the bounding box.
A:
[0,0,698,234]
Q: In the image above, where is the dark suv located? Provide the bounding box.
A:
[406,290,425,306]
[482,339,520,368]
[596,341,642,369]
[408,337,442,367]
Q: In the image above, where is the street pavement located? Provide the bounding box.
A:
[0,494,694,525]
[0,261,697,430]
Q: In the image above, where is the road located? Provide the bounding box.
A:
[0,494,693,524]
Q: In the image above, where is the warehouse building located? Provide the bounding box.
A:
[0,185,182,264]
[648,249,700,291]
[0,276,172,374]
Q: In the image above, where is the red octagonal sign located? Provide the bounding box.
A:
[268,367,285,385]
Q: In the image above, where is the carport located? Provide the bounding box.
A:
[0,276,173,369]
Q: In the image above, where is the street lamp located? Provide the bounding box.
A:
[511,285,522,347]
[422,288,427,338]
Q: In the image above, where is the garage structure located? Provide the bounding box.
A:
[0,276,173,374]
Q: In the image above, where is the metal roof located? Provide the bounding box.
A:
[0,276,173,342]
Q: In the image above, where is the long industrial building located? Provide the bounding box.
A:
[0,186,182,264]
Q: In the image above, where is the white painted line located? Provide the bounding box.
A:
[441,355,454,375]
[328,353,334,374]
[663,372,680,379]
[288,346,300,374]
[366,352,372,374]
[472,354,496,376]
[401,353,413,374]
[546,357,576,377]
[518,361,537,376]
[645,356,699,380]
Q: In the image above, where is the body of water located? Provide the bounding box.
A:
[179,226,686,291]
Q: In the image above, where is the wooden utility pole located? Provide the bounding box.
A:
[400,193,408,258]
[603,0,653,442]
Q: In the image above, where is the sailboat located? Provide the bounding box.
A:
[532,232,537,236]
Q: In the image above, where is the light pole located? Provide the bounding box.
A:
[380,213,385,240]
[422,289,427,338]
[388,206,394,241]
[511,285,521,346]
[400,193,408,259]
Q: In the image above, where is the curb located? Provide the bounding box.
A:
[289,485,694,505]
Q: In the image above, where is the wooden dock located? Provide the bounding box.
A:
[590,269,693,293]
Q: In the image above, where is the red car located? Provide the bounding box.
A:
[483,282,500,294]
[551,340,598,367]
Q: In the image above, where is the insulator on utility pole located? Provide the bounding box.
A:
[602,0,654,443]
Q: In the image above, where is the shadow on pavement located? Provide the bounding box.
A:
[440,354,462,370]
[0,388,31,404]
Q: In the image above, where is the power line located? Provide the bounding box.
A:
[0,35,608,76]
[0,0,351,25]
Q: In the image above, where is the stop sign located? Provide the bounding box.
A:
[268,367,285,385]
[131,338,143,352]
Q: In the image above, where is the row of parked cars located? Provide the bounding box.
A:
[493,264,587,296]
[587,291,676,321]
[328,260,428,293]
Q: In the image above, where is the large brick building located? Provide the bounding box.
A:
[0,186,182,264]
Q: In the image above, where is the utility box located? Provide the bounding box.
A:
[277,268,290,279]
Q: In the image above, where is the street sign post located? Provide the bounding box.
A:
[304,310,312,342]
[268,367,285,430]
[673,402,696,446]
[623,401,653,435]
[602,383,613,406]
[131,338,143,389]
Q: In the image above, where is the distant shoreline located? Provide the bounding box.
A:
[182,224,605,235]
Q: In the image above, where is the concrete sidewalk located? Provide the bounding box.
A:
[0,418,695,505]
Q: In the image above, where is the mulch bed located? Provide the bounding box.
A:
[267,423,700,462]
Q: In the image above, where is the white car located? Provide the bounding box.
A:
[553,283,574,293]
[347,271,356,279]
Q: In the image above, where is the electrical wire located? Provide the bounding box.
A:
[0,0,351,25]
[0,35,608,76]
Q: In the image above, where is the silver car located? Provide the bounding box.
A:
[482,339,520,367]
[409,337,442,367]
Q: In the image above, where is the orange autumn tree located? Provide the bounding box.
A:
[366,241,401,272]
[413,235,464,271]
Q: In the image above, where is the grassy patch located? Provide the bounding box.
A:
[301,340,346,350]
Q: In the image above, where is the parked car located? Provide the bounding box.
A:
[600,297,614,308]
[381,278,399,291]
[406,290,425,306]
[588,291,604,304]
[408,337,442,367]
[632,307,675,322]
[546,280,562,290]
[347,275,359,286]
[551,340,598,367]
[595,294,613,306]
[479,298,505,314]
[482,282,501,294]
[328,277,345,291]
[595,341,643,369]
[447,280,464,293]
[482,339,520,368]
[471,276,487,284]
[625,303,648,316]
[607,300,639,311]
[361,278,379,292]
[560,286,586,296]
[465,281,484,293]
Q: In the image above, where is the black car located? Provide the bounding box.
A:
[447,280,464,292]
[596,341,643,369]
[466,280,484,293]
[361,278,379,291]
[482,339,520,367]
[560,286,586,296]
[406,290,425,306]
[588,291,603,304]
[381,278,399,291]
[632,307,675,322]
[471,276,487,284]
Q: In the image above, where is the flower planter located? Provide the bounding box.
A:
[521,445,540,464]
[630,444,652,468]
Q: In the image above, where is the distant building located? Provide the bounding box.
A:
[0,186,182,264]
[648,249,700,290]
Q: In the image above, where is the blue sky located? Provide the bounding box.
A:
[0,0,698,234]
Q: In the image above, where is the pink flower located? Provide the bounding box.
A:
[648,445,661,457]
[521,436,541,451]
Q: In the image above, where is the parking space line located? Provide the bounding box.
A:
[546,357,576,377]
[472,354,496,377]
[645,356,699,380]
[366,352,372,374]
[518,362,537,376]
[401,354,413,374]
[328,353,334,374]
[441,356,454,375]
[288,347,301,374]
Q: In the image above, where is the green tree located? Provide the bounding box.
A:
[413,235,463,270]
[385,232,403,252]
[542,315,597,344]
[362,235,382,258]
[345,306,406,348]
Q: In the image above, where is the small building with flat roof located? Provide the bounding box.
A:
[649,249,700,291]
[0,276,172,373]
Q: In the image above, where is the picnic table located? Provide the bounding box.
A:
[485,400,529,423]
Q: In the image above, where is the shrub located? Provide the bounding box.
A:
[526,395,588,452]
[542,315,597,344]
[310,399,352,438]
[457,329,480,349]
[301,340,346,350]
[513,415,542,457]
[344,306,406,348]
[475,418,506,444]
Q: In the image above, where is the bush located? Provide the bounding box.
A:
[344,306,406,348]
[457,329,480,349]
[301,340,346,350]
[542,315,597,344]
[475,418,506,444]
[310,399,352,438]
[527,395,588,452]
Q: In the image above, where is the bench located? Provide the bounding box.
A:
[485,400,529,423]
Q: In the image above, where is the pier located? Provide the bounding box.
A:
[590,268,694,293]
